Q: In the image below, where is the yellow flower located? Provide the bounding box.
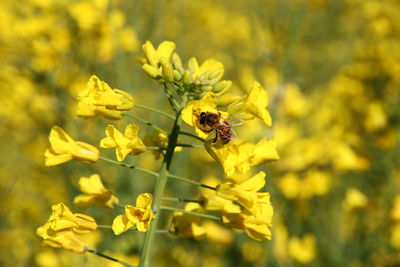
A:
[36,226,88,254]
[45,126,99,167]
[202,221,234,244]
[206,138,279,177]
[100,124,146,161]
[143,130,182,159]
[222,201,273,241]
[390,195,400,221]
[288,234,316,263]
[182,92,229,138]
[45,202,97,234]
[73,174,119,209]
[216,171,269,212]
[202,195,242,214]
[141,40,176,67]
[171,203,207,240]
[342,187,368,211]
[76,75,134,120]
[112,193,156,235]
[228,81,272,125]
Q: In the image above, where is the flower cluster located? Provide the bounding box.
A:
[37,40,278,267]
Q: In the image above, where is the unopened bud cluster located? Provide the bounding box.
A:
[140,41,231,100]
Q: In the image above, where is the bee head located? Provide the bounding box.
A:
[199,112,206,125]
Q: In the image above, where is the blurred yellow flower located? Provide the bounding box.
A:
[364,101,387,132]
[45,126,99,167]
[171,203,207,240]
[216,171,270,212]
[112,193,155,235]
[342,187,368,211]
[36,227,88,254]
[202,221,233,244]
[73,174,119,209]
[391,195,400,221]
[278,173,301,199]
[76,75,134,120]
[43,202,97,234]
[100,124,146,161]
[288,234,316,263]
[228,81,272,125]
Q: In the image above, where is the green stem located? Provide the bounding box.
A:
[99,156,159,177]
[176,143,204,149]
[179,131,205,142]
[162,83,179,112]
[146,146,166,151]
[162,197,204,204]
[97,225,113,229]
[155,229,173,234]
[113,202,125,209]
[160,205,221,221]
[166,173,216,190]
[97,224,136,231]
[138,108,183,267]
[134,103,175,120]
[86,248,137,267]
[123,113,168,136]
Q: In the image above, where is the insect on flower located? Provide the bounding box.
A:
[198,112,244,144]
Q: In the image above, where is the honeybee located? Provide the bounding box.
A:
[198,111,244,144]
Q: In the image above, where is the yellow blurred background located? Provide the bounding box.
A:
[1,0,400,266]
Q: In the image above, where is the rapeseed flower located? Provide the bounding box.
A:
[288,234,316,263]
[206,137,278,177]
[216,171,269,212]
[171,203,207,240]
[227,82,272,125]
[36,226,88,254]
[42,202,97,234]
[45,126,99,167]
[100,124,146,161]
[76,75,134,120]
[112,193,155,235]
[73,174,119,209]
[222,202,273,241]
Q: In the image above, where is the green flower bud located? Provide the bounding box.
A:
[142,64,161,79]
[202,85,213,92]
[182,71,192,85]
[188,57,197,72]
[171,52,183,69]
[212,80,227,93]
[200,79,209,86]
[208,78,219,86]
[173,70,182,81]
[208,69,223,80]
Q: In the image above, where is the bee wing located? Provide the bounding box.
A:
[226,115,244,126]
[229,127,238,141]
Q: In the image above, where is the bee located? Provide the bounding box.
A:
[198,111,244,144]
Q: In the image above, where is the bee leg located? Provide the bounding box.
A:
[212,131,218,144]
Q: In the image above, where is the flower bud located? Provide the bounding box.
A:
[171,52,183,69]
[188,57,197,72]
[208,69,223,80]
[142,41,159,67]
[142,64,161,79]
[182,71,192,85]
[173,70,182,81]
[161,60,174,82]
[212,80,228,93]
